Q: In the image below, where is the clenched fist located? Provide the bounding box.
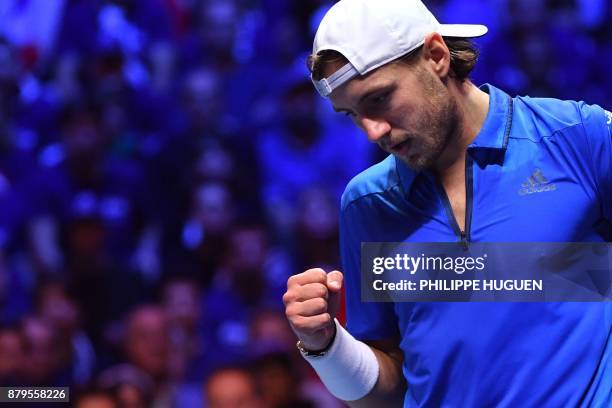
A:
[283,268,344,351]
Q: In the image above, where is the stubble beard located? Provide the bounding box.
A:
[395,72,462,171]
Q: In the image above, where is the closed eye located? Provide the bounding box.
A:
[368,91,390,106]
[332,107,356,118]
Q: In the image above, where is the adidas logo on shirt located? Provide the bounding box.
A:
[518,169,557,196]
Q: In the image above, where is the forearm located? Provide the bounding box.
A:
[347,345,406,407]
[302,321,405,405]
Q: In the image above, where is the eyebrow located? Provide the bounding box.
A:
[332,85,393,113]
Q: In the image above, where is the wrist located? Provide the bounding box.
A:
[299,319,380,401]
[297,323,337,356]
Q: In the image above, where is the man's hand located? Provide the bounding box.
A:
[283,268,344,351]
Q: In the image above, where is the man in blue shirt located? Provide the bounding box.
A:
[282,0,611,406]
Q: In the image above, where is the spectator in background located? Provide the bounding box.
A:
[180,67,227,140]
[63,193,150,346]
[179,182,236,287]
[251,352,315,408]
[295,187,339,271]
[122,305,174,408]
[0,38,20,128]
[35,281,95,385]
[249,309,344,408]
[256,67,372,240]
[204,366,264,408]
[56,101,150,264]
[0,246,33,327]
[183,0,269,134]
[73,387,118,408]
[97,363,155,408]
[160,277,207,382]
[24,99,150,278]
[249,308,296,354]
[20,315,69,386]
[0,327,25,386]
[160,277,208,407]
[203,221,275,364]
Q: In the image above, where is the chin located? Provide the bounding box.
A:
[395,153,431,172]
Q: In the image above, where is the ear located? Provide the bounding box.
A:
[422,32,450,79]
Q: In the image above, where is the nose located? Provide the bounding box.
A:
[359,117,391,142]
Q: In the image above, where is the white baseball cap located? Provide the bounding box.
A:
[311,0,488,97]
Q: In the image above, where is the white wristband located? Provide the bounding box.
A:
[302,319,379,401]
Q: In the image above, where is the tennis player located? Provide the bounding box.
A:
[283,0,611,406]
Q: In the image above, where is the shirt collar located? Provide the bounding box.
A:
[467,83,513,166]
[397,83,514,193]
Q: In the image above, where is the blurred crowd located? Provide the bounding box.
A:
[0,0,609,407]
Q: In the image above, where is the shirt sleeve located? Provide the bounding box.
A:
[580,103,612,224]
[340,199,399,340]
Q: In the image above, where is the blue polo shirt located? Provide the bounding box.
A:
[339,85,611,407]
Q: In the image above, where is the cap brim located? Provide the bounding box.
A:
[439,24,488,38]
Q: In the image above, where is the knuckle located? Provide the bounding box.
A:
[315,313,332,329]
[321,313,332,324]
[293,315,319,335]
[306,268,327,283]
[292,315,307,330]
[285,304,298,319]
[282,291,293,305]
[287,311,300,325]
[314,297,327,311]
